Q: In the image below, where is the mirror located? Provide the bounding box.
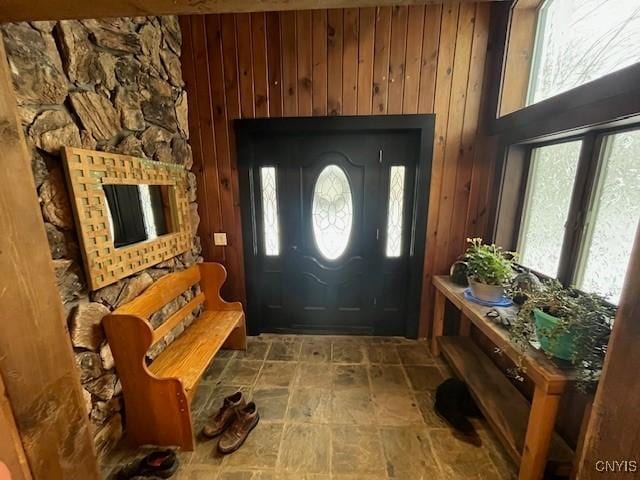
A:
[62,147,192,290]
[104,184,173,248]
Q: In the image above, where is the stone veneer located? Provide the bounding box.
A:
[1,17,201,460]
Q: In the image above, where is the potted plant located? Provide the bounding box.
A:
[463,238,515,302]
[510,280,615,389]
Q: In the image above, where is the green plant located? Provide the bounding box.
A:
[510,280,615,391]
[463,238,515,286]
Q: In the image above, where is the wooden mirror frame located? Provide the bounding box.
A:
[62,147,192,290]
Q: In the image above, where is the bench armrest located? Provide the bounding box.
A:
[102,313,194,449]
[198,263,243,311]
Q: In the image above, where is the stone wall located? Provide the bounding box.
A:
[1,17,201,460]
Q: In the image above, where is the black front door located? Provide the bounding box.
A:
[237,116,433,337]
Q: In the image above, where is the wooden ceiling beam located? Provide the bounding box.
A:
[0,0,508,23]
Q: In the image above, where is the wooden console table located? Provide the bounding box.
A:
[432,275,574,480]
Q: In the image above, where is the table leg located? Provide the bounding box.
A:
[519,386,561,480]
[431,290,446,356]
[459,314,471,336]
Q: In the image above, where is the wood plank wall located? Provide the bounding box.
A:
[180,2,495,336]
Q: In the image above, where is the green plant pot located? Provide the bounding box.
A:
[533,308,576,361]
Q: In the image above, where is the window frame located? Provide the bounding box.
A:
[497,0,640,122]
[515,136,584,280]
[524,0,551,106]
[500,123,640,296]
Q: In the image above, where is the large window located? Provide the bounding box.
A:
[518,141,581,276]
[511,127,640,304]
[575,130,640,302]
[528,0,640,105]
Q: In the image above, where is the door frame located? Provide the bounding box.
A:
[235,114,435,338]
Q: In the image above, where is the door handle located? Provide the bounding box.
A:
[292,245,299,251]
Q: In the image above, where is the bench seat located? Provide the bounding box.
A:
[149,310,243,399]
[103,262,246,450]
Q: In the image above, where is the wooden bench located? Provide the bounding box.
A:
[103,262,246,450]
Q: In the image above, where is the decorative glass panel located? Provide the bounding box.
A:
[528,0,640,105]
[260,167,280,256]
[576,130,640,303]
[312,165,353,260]
[518,141,582,277]
[386,166,406,257]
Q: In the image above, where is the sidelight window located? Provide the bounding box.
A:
[386,166,406,257]
[260,166,280,256]
[312,165,353,260]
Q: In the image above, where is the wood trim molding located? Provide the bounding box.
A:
[493,62,640,142]
[497,0,542,117]
[0,38,100,480]
[492,143,529,249]
[0,0,509,23]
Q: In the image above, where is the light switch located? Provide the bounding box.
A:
[213,233,228,246]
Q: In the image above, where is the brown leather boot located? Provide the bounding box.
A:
[202,391,245,438]
[217,402,260,454]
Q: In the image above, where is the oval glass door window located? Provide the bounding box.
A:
[312,165,353,260]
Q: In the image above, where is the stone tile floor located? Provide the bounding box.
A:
[104,334,518,479]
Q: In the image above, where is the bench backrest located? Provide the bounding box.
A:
[115,264,203,346]
[112,262,240,347]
